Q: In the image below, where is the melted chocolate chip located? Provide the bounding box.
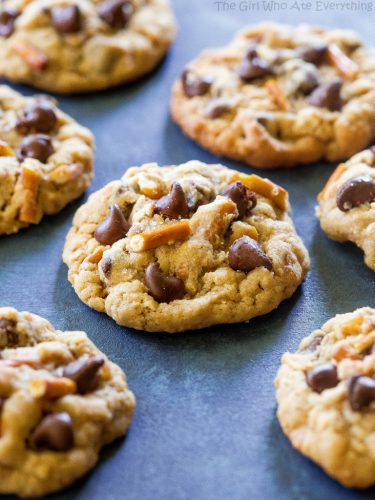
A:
[336,176,375,212]
[181,70,212,98]
[298,43,328,64]
[30,412,74,451]
[308,78,343,111]
[348,375,375,411]
[154,183,189,219]
[228,236,272,273]
[17,134,54,163]
[101,256,112,277]
[99,0,133,28]
[245,45,258,60]
[63,356,104,394]
[237,57,273,82]
[145,263,185,303]
[51,5,82,33]
[17,102,57,134]
[0,397,4,412]
[0,8,19,38]
[298,70,319,95]
[306,363,339,393]
[301,335,324,353]
[221,181,257,219]
[94,204,130,245]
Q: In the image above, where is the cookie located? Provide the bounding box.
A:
[63,160,309,333]
[0,85,94,235]
[171,22,375,169]
[0,0,176,94]
[275,307,375,488]
[0,307,135,497]
[316,147,375,271]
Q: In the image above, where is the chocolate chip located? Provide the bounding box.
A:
[51,5,82,33]
[0,397,4,412]
[245,45,258,60]
[0,318,18,347]
[308,78,343,111]
[306,363,339,393]
[336,176,375,212]
[205,99,232,119]
[228,236,272,273]
[17,102,57,134]
[101,256,112,277]
[298,70,319,95]
[0,9,19,38]
[181,70,212,98]
[17,134,54,163]
[94,204,130,245]
[302,335,324,353]
[237,57,273,82]
[221,181,257,219]
[145,262,185,303]
[154,183,189,219]
[99,0,132,28]
[63,356,104,394]
[348,375,375,411]
[298,43,328,64]
[30,412,74,452]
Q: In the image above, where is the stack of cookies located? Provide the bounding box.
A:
[1,2,375,495]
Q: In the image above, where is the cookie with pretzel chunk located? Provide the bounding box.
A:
[275,307,375,488]
[0,85,94,235]
[317,147,375,271]
[0,307,135,497]
[63,160,309,332]
[0,0,176,93]
[171,22,375,169]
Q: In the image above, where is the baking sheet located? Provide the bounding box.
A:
[1,1,375,498]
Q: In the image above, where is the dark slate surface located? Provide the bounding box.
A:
[1,1,375,498]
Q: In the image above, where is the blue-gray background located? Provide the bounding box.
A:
[1,1,375,498]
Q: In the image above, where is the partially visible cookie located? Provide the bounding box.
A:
[317,147,375,271]
[0,0,176,93]
[63,160,309,333]
[171,22,375,169]
[0,85,94,235]
[0,307,135,498]
[275,308,375,488]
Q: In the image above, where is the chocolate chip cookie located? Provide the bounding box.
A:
[0,85,94,235]
[63,160,309,333]
[275,307,375,488]
[0,307,135,497]
[171,22,375,169]
[0,0,176,93]
[317,147,375,271]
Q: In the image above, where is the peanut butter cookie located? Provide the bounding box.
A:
[0,307,135,497]
[0,0,176,93]
[317,147,375,271]
[0,85,94,235]
[171,23,375,169]
[63,160,309,333]
[275,307,375,488]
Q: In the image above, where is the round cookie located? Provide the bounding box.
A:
[0,307,135,497]
[63,160,310,333]
[171,22,375,169]
[0,85,94,235]
[275,307,375,488]
[317,147,375,271]
[0,0,176,94]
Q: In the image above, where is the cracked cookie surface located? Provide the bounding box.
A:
[171,22,375,169]
[0,307,135,498]
[317,147,375,271]
[0,0,176,93]
[63,160,309,333]
[275,308,375,488]
[0,85,94,235]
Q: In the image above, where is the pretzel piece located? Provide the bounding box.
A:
[29,377,77,399]
[265,80,289,111]
[327,44,359,79]
[239,174,288,210]
[19,166,41,223]
[129,220,191,252]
